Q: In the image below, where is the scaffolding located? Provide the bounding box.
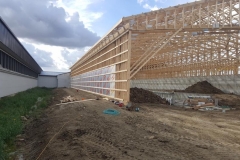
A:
[71,0,240,102]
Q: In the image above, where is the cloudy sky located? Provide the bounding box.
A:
[0,0,196,71]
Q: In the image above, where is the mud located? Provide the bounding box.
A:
[130,87,169,104]
[18,88,240,160]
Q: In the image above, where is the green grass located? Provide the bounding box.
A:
[0,87,52,159]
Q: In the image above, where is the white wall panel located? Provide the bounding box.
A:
[57,73,70,88]
[38,76,57,88]
[0,69,37,98]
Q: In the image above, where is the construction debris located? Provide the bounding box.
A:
[60,96,78,103]
[184,96,215,110]
[183,96,236,111]
[184,97,213,106]
[103,98,109,101]
[125,102,140,112]
[21,116,28,121]
[56,99,96,106]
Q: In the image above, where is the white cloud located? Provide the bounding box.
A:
[143,4,159,11]
[138,0,198,11]
[137,0,145,4]
[154,0,166,2]
[0,0,100,48]
[54,0,104,30]
[1,0,103,71]
[177,0,199,4]
[137,0,160,11]
[20,38,88,71]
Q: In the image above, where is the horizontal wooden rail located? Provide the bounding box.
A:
[71,80,128,83]
[72,59,127,74]
[71,87,124,101]
[72,39,128,72]
[71,85,127,92]
[73,50,128,75]
[72,30,129,70]
[72,70,127,79]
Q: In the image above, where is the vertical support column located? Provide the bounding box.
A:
[126,31,131,104]
[222,0,225,27]
[182,7,185,28]
[199,4,202,27]
[174,9,176,29]
[156,13,158,29]
[137,17,139,30]
[207,2,210,27]
[146,15,148,29]
[191,5,194,28]
[165,11,168,29]
[230,0,233,27]
[190,46,193,76]
[234,34,239,74]
[215,0,218,23]
[239,0,240,26]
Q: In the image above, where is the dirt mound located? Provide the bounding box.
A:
[130,88,169,104]
[183,81,224,94]
[213,94,240,108]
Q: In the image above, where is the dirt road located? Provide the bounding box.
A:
[19,88,240,160]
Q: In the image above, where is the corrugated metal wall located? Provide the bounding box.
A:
[0,18,41,76]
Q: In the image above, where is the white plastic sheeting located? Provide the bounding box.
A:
[71,65,116,97]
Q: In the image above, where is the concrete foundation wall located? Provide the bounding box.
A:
[38,76,57,88]
[0,68,37,98]
[57,73,70,88]
[131,75,240,95]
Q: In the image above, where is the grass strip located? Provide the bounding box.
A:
[0,87,52,159]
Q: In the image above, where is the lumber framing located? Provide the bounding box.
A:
[71,0,240,103]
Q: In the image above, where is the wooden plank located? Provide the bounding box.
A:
[73,70,127,79]
[126,31,132,103]
[71,87,124,101]
[73,50,128,75]
[130,27,183,79]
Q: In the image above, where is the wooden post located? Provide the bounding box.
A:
[126,31,132,103]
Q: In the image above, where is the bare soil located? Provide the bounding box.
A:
[179,81,224,94]
[130,87,169,104]
[18,88,240,160]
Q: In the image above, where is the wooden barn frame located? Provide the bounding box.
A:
[71,0,240,103]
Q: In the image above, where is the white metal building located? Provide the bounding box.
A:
[0,17,42,98]
[38,71,70,88]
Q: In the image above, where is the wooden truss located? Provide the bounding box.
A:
[71,0,240,102]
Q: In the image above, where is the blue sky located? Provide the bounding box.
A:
[86,0,195,36]
[0,0,195,71]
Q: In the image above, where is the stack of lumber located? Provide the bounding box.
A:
[193,103,215,110]
[184,97,215,110]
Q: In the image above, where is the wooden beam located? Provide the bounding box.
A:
[130,27,183,79]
